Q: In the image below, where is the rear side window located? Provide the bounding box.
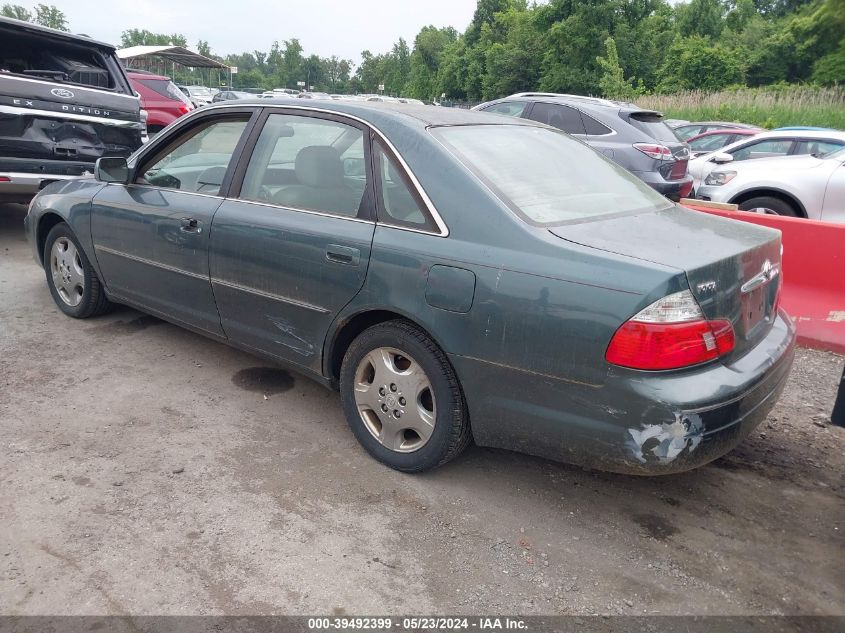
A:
[673,125,702,140]
[730,139,793,161]
[581,113,613,136]
[373,141,432,230]
[239,113,366,218]
[432,125,672,225]
[794,139,844,157]
[482,101,528,117]
[527,103,586,135]
[626,112,679,143]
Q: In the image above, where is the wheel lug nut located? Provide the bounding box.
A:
[390,383,397,392]
[393,410,401,418]
[399,397,406,406]
[378,387,385,396]
[381,404,388,413]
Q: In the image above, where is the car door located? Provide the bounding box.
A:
[91,108,257,336]
[209,109,376,372]
[821,155,845,223]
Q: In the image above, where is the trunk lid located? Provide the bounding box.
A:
[549,207,782,359]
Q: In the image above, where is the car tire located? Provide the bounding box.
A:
[738,196,799,217]
[44,222,112,318]
[339,319,471,472]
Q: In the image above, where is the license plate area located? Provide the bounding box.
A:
[742,286,767,332]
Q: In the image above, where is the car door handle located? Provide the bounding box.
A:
[179,217,202,234]
[326,245,360,266]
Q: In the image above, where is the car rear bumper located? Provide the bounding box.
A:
[450,309,796,475]
[635,171,694,201]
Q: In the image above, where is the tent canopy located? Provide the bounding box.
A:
[117,45,228,69]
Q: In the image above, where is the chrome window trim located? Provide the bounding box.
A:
[226,197,375,225]
[180,102,450,237]
[95,245,207,280]
[0,105,143,129]
[210,278,330,313]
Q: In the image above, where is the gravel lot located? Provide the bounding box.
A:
[1,202,843,616]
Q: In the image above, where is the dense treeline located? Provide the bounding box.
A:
[3,0,843,101]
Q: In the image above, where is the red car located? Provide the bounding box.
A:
[686,128,759,157]
[127,70,194,134]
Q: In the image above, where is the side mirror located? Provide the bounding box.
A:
[95,157,130,184]
[712,152,734,164]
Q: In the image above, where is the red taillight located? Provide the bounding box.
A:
[670,159,688,180]
[633,143,673,160]
[606,290,735,370]
[607,319,735,370]
[178,103,191,115]
[0,176,10,183]
[678,179,693,198]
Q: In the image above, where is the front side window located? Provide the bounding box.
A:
[527,103,586,135]
[137,117,249,194]
[239,113,366,217]
[482,101,528,118]
[731,139,793,161]
[374,142,431,229]
[432,124,672,225]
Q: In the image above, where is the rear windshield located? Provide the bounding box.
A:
[0,27,126,92]
[138,78,191,104]
[431,125,673,225]
[625,112,679,143]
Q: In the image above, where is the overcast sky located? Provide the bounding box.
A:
[46,0,479,64]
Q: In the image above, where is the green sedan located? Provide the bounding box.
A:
[24,100,795,474]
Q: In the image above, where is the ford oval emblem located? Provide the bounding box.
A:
[51,88,75,99]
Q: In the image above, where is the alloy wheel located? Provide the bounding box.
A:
[353,347,436,453]
[50,237,85,307]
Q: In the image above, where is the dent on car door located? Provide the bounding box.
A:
[209,111,376,372]
[90,112,254,335]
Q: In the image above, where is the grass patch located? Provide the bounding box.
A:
[637,86,845,130]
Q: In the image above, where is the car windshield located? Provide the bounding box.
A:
[188,87,212,97]
[625,112,679,143]
[432,125,673,225]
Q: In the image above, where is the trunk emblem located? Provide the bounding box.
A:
[741,259,779,294]
[51,88,75,99]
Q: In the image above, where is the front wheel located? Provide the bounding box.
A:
[738,196,799,217]
[339,320,471,472]
[44,223,112,318]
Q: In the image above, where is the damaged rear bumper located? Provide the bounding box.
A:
[450,310,796,475]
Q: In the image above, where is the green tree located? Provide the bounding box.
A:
[120,29,187,47]
[657,35,746,91]
[1,3,31,20]
[33,3,66,30]
[596,37,641,100]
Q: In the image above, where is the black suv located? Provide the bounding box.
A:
[474,93,693,200]
[0,17,144,203]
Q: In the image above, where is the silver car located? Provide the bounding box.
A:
[696,147,845,223]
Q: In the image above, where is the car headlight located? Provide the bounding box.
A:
[704,171,737,186]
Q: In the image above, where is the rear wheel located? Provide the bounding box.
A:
[44,223,112,318]
[738,196,799,217]
[339,320,471,472]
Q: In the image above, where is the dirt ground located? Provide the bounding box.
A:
[1,202,843,616]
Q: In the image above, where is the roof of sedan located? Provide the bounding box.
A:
[210,98,536,128]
